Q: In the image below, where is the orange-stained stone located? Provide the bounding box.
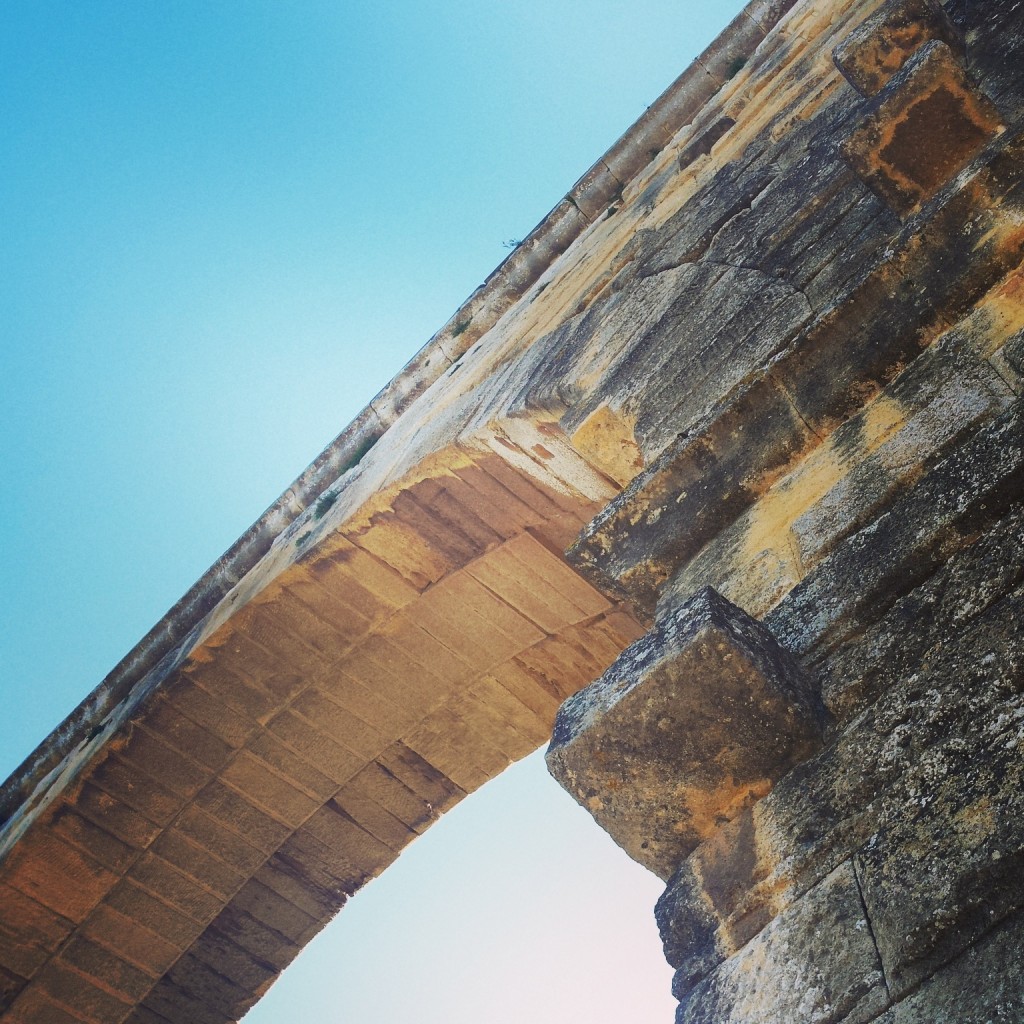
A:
[169,805,266,876]
[235,736,336,805]
[303,534,419,611]
[148,830,246,902]
[218,752,320,828]
[126,853,224,924]
[103,880,198,950]
[266,708,372,780]
[192,780,291,855]
[49,806,135,875]
[3,833,116,924]
[114,725,211,801]
[32,958,133,1024]
[56,936,155,1001]
[71,784,163,851]
[163,677,256,749]
[844,41,1004,215]
[3,987,85,1024]
[504,532,612,617]
[0,883,72,980]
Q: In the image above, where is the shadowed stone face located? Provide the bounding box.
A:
[546,588,827,879]
[674,862,888,1024]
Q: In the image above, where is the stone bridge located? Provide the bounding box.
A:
[2,0,1023,1021]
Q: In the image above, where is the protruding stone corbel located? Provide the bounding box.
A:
[545,587,827,880]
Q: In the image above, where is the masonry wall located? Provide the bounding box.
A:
[547,0,1024,1020]
[1,0,1021,1020]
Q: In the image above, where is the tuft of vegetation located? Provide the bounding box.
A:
[452,319,472,337]
[313,491,338,521]
[727,55,747,79]
[337,434,379,476]
[296,530,312,546]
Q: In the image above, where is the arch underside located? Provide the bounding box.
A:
[4,0,1024,1018]
[0,436,645,1024]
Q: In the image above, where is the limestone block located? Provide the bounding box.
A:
[546,588,826,879]
[568,404,644,488]
[874,911,1024,1023]
[833,0,961,97]
[791,357,1013,567]
[768,399,1024,659]
[999,328,1024,382]
[675,861,888,1024]
[569,162,623,222]
[756,582,1024,989]
[655,807,764,997]
[678,117,737,171]
[569,374,817,613]
[852,643,1024,997]
[843,40,1004,216]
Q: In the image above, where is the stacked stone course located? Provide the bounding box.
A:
[1,0,1022,1020]
[549,0,1024,1020]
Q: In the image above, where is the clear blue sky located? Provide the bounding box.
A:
[1,2,744,1020]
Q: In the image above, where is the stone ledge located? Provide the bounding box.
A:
[546,587,826,879]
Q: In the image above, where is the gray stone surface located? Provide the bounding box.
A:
[675,862,888,1024]
[654,529,1024,1009]
[875,911,1024,1022]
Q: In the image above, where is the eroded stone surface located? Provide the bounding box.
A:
[3,0,1024,1019]
[843,40,1005,215]
[546,588,826,879]
[875,911,1024,1023]
[675,862,888,1024]
[833,0,961,97]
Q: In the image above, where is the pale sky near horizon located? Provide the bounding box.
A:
[1,2,746,1020]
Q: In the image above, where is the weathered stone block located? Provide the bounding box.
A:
[1000,328,1024,381]
[875,910,1024,1022]
[569,373,817,613]
[677,117,736,170]
[853,644,1024,996]
[834,0,961,97]
[675,862,888,1024]
[546,588,826,879]
[843,40,1004,216]
[655,807,765,995]
[791,357,1012,567]
[820,502,1024,723]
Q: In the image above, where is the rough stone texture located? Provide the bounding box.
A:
[834,0,962,97]
[3,0,1024,1019]
[556,0,1024,1020]
[546,588,826,878]
[843,40,1005,216]
[652,516,1024,1018]
[874,911,1024,1023]
[674,863,888,1024]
